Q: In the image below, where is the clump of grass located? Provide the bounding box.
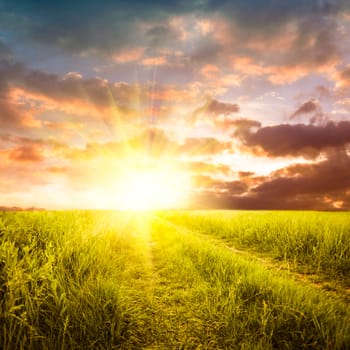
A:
[162,211,350,280]
[0,211,144,349]
[150,217,350,349]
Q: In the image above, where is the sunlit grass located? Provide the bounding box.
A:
[162,210,350,282]
[0,210,349,349]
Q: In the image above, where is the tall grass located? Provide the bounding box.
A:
[162,211,350,280]
[0,211,147,349]
[1,210,349,349]
[148,218,350,349]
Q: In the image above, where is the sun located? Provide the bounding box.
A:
[114,167,191,210]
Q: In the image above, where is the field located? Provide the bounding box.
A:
[0,210,349,349]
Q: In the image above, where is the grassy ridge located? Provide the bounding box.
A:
[161,211,350,281]
[0,211,349,349]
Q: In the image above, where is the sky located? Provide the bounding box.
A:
[1,0,350,210]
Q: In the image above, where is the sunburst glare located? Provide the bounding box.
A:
[114,166,191,210]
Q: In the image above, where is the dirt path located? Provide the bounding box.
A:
[120,216,213,349]
[160,217,350,304]
[200,232,350,304]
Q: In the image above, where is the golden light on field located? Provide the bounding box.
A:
[114,167,191,210]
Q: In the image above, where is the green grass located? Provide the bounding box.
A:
[161,211,350,283]
[0,210,349,349]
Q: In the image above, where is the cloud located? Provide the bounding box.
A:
[0,1,204,56]
[249,150,350,209]
[209,5,343,84]
[237,171,255,178]
[113,47,145,63]
[237,121,350,157]
[230,118,262,131]
[178,137,232,156]
[333,65,350,88]
[145,22,185,47]
[200,64,220,79]
[0,134,49,163]
[0,55,40,128]
[182,161,232,176]
[9,144,44,162]
[46,166,68,174]
[192,98,240,125]
[290,100,319,119]
[2,0,344,60]
[204,99,240,116]
[190,150,350,210]
[1,2,350,210]
[0,54,202,136]
[193,175,248,193]
[60,127,233,163]
[0,0,346,98]
[0,58,151,133]
[141,56,168,66]
[289,99,326,124]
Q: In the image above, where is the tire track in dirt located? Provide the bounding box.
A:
[160,217,350,304]
[121,215,211,349]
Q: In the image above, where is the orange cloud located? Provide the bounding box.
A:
[9,144,44,162]
[200,64,220,79]
[43,121,85,130]
[149,85,198,102]
[333,65,350,88]
[196,18,216,36]
[46,166,68,173]
[113,47,145,63]
[178,137,232,156]
[141,56,167,66]
[230,55,339,85]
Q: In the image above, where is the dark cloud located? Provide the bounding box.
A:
[238,171,255,178]
[193,175,248,194]
[230,118,261,131]
[192,98,240,125]
[212,118,262,135]
[198,2,342,84]
[205,99,240,116]
[0,0,195,54]
[237,121,350,157]
[146,23,183,47]
[1,0,344,58]
[289,99,326,124]
[290,100,319,119]
[0,47,27,127]
[283,16,339,67]
[19,70,142,111]
[248,150,350,209]
[191,150,350,210]
[190,40,223,64]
